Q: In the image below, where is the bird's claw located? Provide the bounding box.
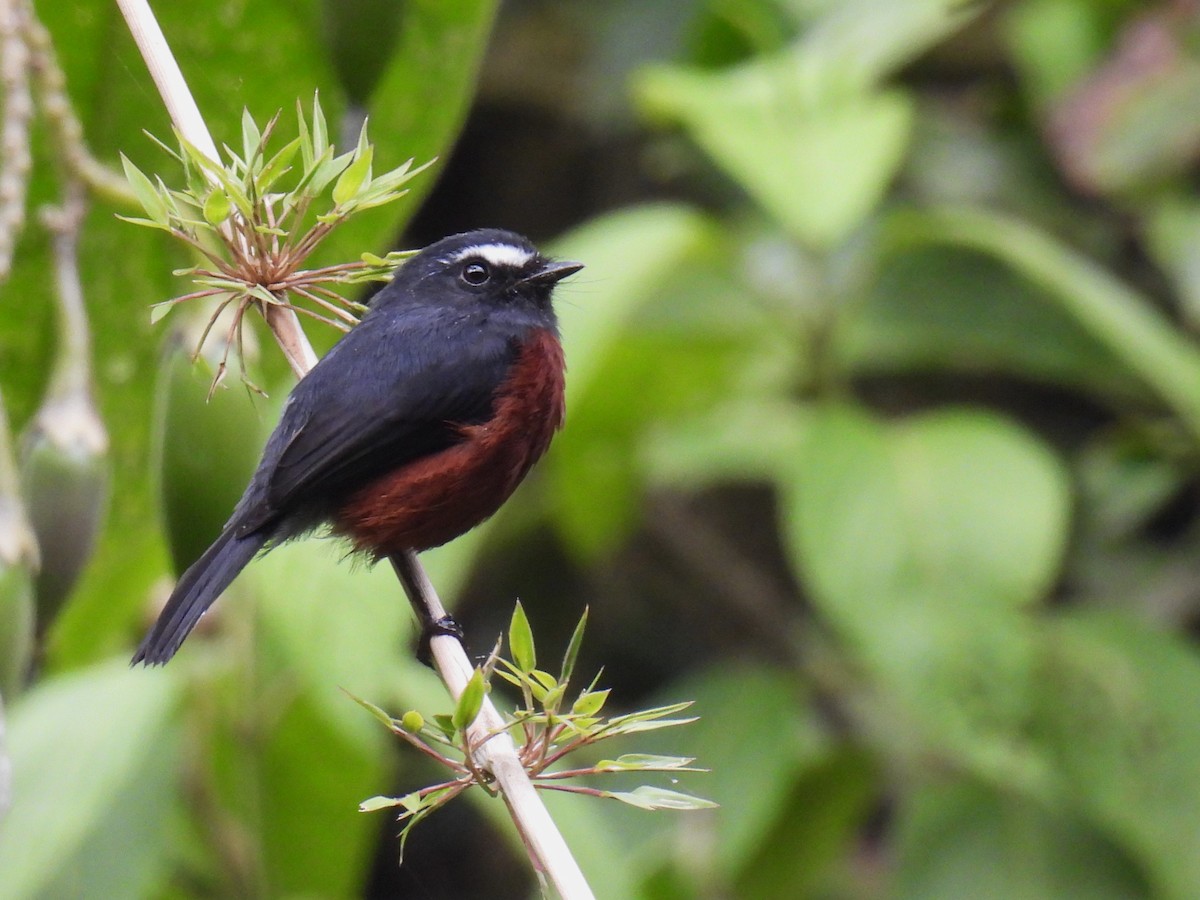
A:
[417,614,465,667]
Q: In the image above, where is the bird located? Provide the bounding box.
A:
[133,228,582,665]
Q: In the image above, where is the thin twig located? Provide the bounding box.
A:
[288,286,360,325]
[116,4,593,896]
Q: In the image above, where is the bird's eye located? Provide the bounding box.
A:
[461,261,491,285]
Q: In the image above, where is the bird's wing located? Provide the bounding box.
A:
[234,310,516,536]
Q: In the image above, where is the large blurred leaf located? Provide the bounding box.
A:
[642,399,811,488]
[789,404,1069,616]
[637,64,913,248]
[1145,196,1200,330]
[1031,612,1200,900]
[1005,0,1112,111]
[895,780,1149,900]
[319,0,405,105]
[734,748,878,899]
[0,659,182,899]
[248,538,416,737]
[545,204,725,556]
[780,0,980,93]
[153,332,271,575]
[255,695,387,896]
[636,0,978,247]
[888,207,1200,441]
[841,244,1135,400]
[783,403,1070,785]
[1036,7,1200,194]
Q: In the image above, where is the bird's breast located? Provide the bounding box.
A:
[333,328,565,554]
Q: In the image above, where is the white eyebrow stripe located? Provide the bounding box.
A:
[445,243,535,268]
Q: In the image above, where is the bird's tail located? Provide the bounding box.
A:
[132,528,267,666]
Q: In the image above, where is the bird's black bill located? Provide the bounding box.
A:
[520,260,584,286]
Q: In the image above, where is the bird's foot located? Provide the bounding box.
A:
[417,614,465,668]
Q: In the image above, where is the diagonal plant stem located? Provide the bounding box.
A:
[114,1,593,896]
[116,0,318,375]
[387,551,595,896]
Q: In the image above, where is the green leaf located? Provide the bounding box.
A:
[605,700,694,727]
[176,137,254,220]
[593,754,700,772]
[508,601,536,673]
[602,785,718,811]
[527,677,549,705]
[308,149,355,198]
[240,107,262,167]
[355,114,371,158]
[631,0,984,244]
[316,0,500,260]
[640,62,912,246]
[359,795,401,813]
[541,684,565,713]
[258,136,303,193]
[571,689,610,717]
[359,156,421,196]
[332,145,374,207]
[603,717,700,738]
[296,96,314,172]
[346,188,412,213]
[310,91,329,161]
[113,214,173,233]
[120,154,170,226]
[148,293,216,324]
[644,400,812,488]
[452,669,485,733]
[560,606,587,687]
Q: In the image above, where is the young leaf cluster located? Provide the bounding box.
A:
[120,95,430,392]
[350,603,715,859]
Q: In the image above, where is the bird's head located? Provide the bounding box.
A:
[376,229,582,321]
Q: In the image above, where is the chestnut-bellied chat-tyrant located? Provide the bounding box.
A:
[133,229,582,665]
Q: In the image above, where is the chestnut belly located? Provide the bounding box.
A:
[332,328,565,555]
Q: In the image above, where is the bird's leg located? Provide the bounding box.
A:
[417,613,464,669]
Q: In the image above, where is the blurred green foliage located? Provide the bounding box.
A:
[7,0,1200,897]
